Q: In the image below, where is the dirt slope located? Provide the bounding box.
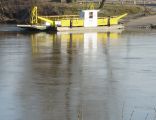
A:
[126,15,156,28]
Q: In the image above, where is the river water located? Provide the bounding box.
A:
[0,25,156,120]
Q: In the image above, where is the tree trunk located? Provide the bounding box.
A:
[66,0,76,3]
[133,0,136,5]
[99,0,106,9]
[143,0,146,6]
[119,0,124,5]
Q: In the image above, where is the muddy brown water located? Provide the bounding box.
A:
[1,26,156,120]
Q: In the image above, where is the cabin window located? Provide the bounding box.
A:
[89,12,93,19]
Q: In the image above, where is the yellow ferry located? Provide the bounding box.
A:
[17,6,127,32]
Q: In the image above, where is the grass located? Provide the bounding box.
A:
[38,3,145,16]
[98,4,145,16]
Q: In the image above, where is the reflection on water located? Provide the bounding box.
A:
[1,30,156,120]
[31,32,120,54]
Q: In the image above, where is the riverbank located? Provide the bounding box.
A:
[0,2,145,24]
[125,14,156,29]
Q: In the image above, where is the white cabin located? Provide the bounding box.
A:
[81,10,99,27]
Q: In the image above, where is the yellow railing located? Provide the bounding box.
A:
[98,17,108,26]
[39,15,79,20]
[61,18,84,27]
[98,13,127,26]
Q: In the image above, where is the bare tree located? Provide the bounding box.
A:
[99,0,106,9]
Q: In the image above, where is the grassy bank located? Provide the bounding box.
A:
[0,2,145,24]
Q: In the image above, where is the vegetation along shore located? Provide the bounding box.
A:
[0,0,150,24]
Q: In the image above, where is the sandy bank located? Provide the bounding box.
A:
[126,15,156,28]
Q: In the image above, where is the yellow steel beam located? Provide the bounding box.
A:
[116,13,128,19]
[38,16,55,26]
[39,15,79,21]
[30,6,38,24]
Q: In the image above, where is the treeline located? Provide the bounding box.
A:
[0,0,145,23]
[0,0,33,23]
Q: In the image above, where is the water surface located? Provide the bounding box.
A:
[0,28,156,120]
